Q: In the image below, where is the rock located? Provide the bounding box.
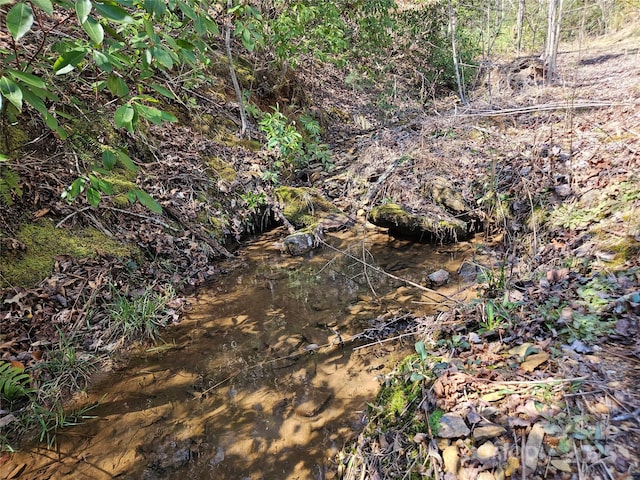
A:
[209,446,225,466]
[554,184,572,197]
[294,387,332,417]
[465,409,482,425]
[443,445,460,473]
[369,203,470,243]
[283,229,319,256]
[428,269,450,286]
[468,332,482,344]
[476,441,499,462]
[145,436,192,471]
[438,413,470,438]
[430,177,471,214]
[474,424,506,441]
[459,261,479,281]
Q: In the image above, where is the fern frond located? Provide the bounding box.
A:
[0,362,34,401]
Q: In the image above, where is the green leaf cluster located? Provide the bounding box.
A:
[253,106,331,182]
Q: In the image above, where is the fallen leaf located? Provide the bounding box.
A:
[3,292,27,305]
[9,360,24,371]
[521,352,550,372]
[550,459,572,473]
[524,423,546,472]
[482,391,506,402]
[505,456,520,476]
[508,343,535,359]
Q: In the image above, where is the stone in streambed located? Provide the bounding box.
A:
[428,269,450,286]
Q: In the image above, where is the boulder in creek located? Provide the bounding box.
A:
[283,226,323,256]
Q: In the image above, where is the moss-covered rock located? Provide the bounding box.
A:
[275,186,351,230]
[369,203,470,243]
[0,220,139,288]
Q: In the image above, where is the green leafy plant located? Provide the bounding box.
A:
[240,191,267,211]
[29,401,98,448]
[253,106,332,178]
[480,300,504,333]
[1,0,223,210]
[0,362,33,402]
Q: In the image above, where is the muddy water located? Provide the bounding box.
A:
[2,228,474,480]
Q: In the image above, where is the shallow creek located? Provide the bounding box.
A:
[3,228,475,480]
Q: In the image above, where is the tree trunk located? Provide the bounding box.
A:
[448,0,467,104]
[544,0,563,83]
[516,0,525,55]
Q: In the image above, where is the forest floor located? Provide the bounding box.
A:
[1,24,639,480]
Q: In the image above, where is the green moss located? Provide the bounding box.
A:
[275,186,338,227]
[104,172,137,192]
[217,132,262,151]
[112,193,132,208]
[0,220,139,288]
[204,156,238,182]
[428,409,444,435]
[0,120,30,154]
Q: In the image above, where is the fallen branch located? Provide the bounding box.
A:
[318,238,462,305]
[459,100,632,118]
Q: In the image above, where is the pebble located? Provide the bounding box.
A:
[438,413,470,438]
[476,441,498,461]
[428,269,450,286]
[443,445,460,473]
[474,424,506,441]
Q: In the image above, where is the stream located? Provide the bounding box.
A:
[2,227,475,480]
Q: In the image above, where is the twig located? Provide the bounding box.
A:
[478,376,588,386]
[352,331,418,351]
[56,207,93,228]
[573,438,585,480]
[104,207,179,231]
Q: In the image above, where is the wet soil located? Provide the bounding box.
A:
[0,228,474,479]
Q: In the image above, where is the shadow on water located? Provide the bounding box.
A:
[1,227,475,480]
